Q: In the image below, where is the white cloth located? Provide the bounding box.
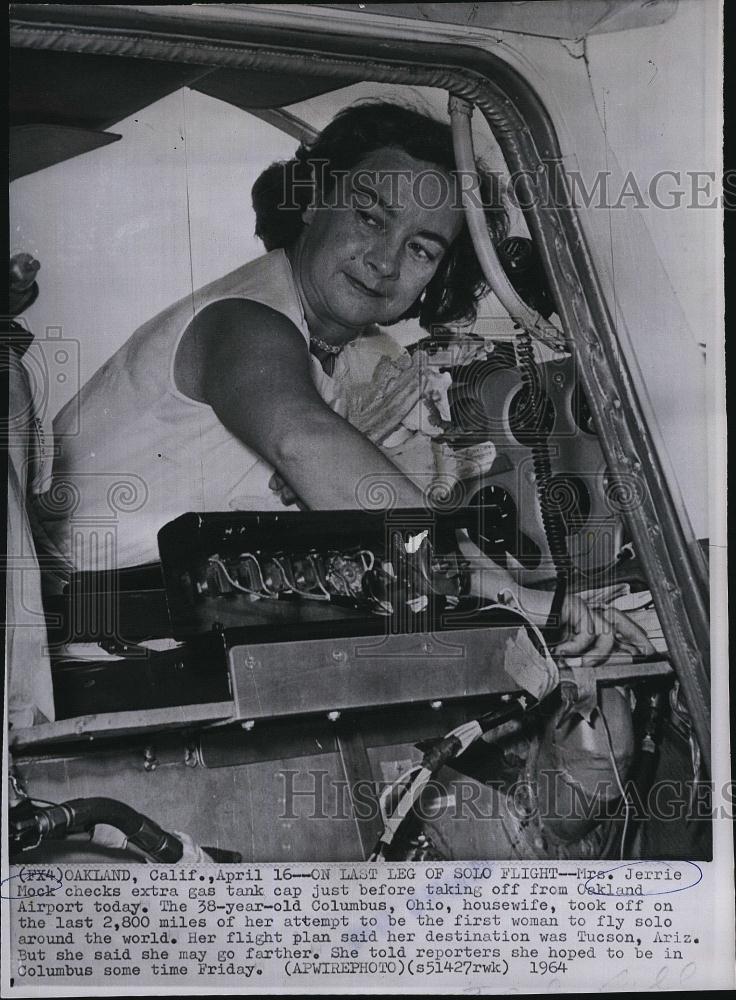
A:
[33,250,374,571]
[6,348,55,726]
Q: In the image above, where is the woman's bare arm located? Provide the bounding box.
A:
[195,300,650,662]
[196,298,425,509]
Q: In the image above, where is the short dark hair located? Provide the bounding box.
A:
[252,101,508,330]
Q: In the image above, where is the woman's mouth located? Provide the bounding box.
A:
[343,273,384,298]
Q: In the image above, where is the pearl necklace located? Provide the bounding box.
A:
[309,335,344,356]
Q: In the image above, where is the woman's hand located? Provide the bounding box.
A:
[554,594,655,667]
[268,472,306,510]
[457,531,655,666]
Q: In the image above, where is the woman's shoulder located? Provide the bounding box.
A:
[175,294,311,403]
[193,295,305,340]
[192,249,304,330]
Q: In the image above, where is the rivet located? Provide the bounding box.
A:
[143,746,158,771]
[327,711,341,722]
[430,700,443,711]
[241,720,255,731]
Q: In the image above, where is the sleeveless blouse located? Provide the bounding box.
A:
[35,250,362,571]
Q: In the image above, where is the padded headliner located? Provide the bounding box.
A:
[191,67,344,111]
[11,48,347,130]
[10,47,347,175]
[10,48,210,130]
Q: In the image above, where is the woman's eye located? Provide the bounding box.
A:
[408,241,436,263]
[357,209,380,228]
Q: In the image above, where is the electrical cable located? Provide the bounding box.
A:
[208,554,262,596]
[515,331,571,584]
[307,552,332,598]
[449,92,572,592]
[369,598,554,861]
[357,549,375,572]
[448,95,565,352]
[272,553,331,600]
[598,708,632,860]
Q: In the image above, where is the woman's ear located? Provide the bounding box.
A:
[302,205,317,226]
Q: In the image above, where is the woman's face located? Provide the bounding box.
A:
[292,147,463,336]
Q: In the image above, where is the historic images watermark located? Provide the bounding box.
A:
[277,162,730,213]
[278,770,734,825]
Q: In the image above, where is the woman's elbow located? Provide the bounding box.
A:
[269,411,339,472]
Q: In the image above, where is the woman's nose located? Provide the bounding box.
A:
[364,235,400,279]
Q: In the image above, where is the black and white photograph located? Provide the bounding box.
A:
[3,1,732,994]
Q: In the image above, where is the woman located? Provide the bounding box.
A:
[34,101,650,661]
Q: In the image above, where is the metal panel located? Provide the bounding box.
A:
[10,701,235,751]
[317,2,679,39]
[9,3,678,42]
[228,628,516,721]
[227,628,672,721]
[13,741,361,862]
